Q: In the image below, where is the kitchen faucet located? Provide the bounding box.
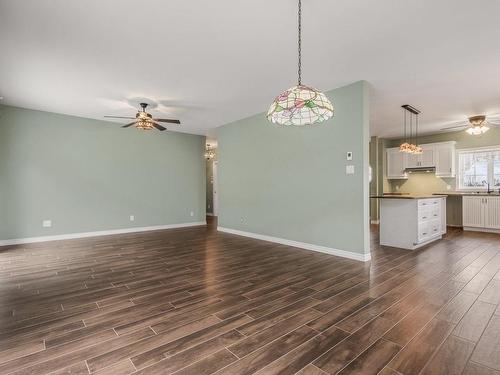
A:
[487,182,493,194]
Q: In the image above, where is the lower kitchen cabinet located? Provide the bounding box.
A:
[379,196,446,250]
[463,196,500,231]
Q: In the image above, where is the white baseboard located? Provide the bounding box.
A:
[370,220,380,225]
[0,221,207,247]
[217,227,371,262]
[464,226,500,234]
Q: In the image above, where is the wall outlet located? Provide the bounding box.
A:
[190,211,194,217]
[129,215,135,222]
[42,220,52,228]
[346,165,355,175]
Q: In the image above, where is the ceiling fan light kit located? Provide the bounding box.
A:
[440,114,500,135]
[267,0,334,126]
[104,102,181,131]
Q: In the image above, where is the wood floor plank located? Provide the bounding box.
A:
[214,326,317,375]
[470,315,500,371]
[420,335,475,375]
[336,338,400,375]
[454,300,497,343]
[464,362,500,375]
[387,318,455,374]
[1,219,499,374]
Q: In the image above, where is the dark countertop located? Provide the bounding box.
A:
[433,191,500,197]
[371,194,447,199]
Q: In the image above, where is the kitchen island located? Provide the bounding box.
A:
[372,195,447,250]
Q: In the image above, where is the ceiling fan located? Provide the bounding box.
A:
[104,102,180,131]
[440,115,500,135]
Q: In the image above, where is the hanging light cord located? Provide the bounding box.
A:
[297,0,302,85]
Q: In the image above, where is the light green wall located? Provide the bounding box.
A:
[0,104,206,240]
[217,81,370,256]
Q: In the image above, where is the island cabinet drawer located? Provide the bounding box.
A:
[418,205,440,222]
[418,219,441,242]
[418,199,441,209]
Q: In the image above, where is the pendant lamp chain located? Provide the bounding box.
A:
[297,0,302,85]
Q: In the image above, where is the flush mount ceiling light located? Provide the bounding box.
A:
[267,0,334,126]
[399,105,422,154]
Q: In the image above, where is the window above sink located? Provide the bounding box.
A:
[457,147,500,190]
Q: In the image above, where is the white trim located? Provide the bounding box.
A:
[370,220,380,224]
[0,222,207,246]
[457,145,500,152]
[464,226,500,234]
[206,213,214,216]
[217,227,371,262]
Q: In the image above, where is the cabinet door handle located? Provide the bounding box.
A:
[422,216,427,219]
[433,214,438,217]
[422,232,428,235]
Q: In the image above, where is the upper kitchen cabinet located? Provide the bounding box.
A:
[386,147,407,179]
[386,141,456,179]
[434,142,456,177]
[406,144,435,168]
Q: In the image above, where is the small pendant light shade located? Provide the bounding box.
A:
[267,85,334,126]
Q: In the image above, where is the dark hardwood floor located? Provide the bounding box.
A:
[1,218,500,374]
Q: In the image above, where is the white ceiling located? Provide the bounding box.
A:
[1,0,499,138]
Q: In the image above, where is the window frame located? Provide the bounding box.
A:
[456,146,500,191]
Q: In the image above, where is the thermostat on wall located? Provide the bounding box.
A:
[346,152,353,160]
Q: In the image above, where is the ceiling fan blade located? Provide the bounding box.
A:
[153,118,181,124]
[440,124,469,130]
[122,122,136,128]
[105,115,137,119]
[152,122,167,131]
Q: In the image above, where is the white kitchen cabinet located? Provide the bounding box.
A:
[420,146,435,168]
[379,196,446,250]
[435,143,456,177]
[386,141,456,179]
[463,196,500,231]
[386,148,407,179]
[405,145,434,168]
[463,196,484,227]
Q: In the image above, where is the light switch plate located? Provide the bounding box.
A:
[346,165,355,175]
[42,220,52,228]
[346,152,353,161]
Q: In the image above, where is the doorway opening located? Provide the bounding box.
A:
[206,141,218,217]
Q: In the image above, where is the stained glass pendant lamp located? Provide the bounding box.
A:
[267,0,334,126]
